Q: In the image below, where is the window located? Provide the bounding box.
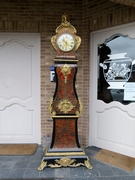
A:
[98,34,135,104]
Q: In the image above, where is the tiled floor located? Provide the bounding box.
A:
[0,146,135,180]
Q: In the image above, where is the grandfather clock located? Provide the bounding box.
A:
[38,14,92,170]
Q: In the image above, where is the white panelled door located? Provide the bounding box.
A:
[0,33,41,144]
[89,22,135,157]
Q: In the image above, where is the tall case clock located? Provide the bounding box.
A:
[38,14,92,170]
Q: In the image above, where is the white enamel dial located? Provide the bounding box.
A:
[57,34,75,52]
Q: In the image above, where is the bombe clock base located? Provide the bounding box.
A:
[38,145,92,170]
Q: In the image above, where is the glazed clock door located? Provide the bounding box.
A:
[89,22,135,158]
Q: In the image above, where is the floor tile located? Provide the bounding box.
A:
[27,160,41,168]
[23,168,40,178]
[111,166,130,176]
[83,166,99,177]
[17,155,31,161]
[0,160,16,169]
[95,162,114,176]
[70,167,84,178]
[54,167,70,178]
[39,167,55,178]
[13,160,29,169]
[0,169,11,179]
[8,168,26,179]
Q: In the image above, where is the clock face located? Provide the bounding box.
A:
[57,34,75,52]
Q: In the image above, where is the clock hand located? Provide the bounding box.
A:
[63,38,68,45]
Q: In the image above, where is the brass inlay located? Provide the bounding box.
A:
[58,14,81,51]
[75,98,83,116]
[61,64,71,83]
[54,157,75,167]
[51,14,81,53]
[56,13,76,34]
[48,98,56,116]
[84,157,93,170]
[38,158,47,171]
[38,156,92,170]
[48,97,82,117]
[57,99,75,114]
[48,157,84,168]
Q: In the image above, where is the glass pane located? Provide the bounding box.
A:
[98,34,135,104]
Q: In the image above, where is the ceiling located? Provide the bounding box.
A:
[109,0,135,7]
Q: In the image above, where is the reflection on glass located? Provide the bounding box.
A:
[98,34,135,104]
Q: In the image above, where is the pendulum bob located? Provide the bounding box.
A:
[38,63,92,170]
